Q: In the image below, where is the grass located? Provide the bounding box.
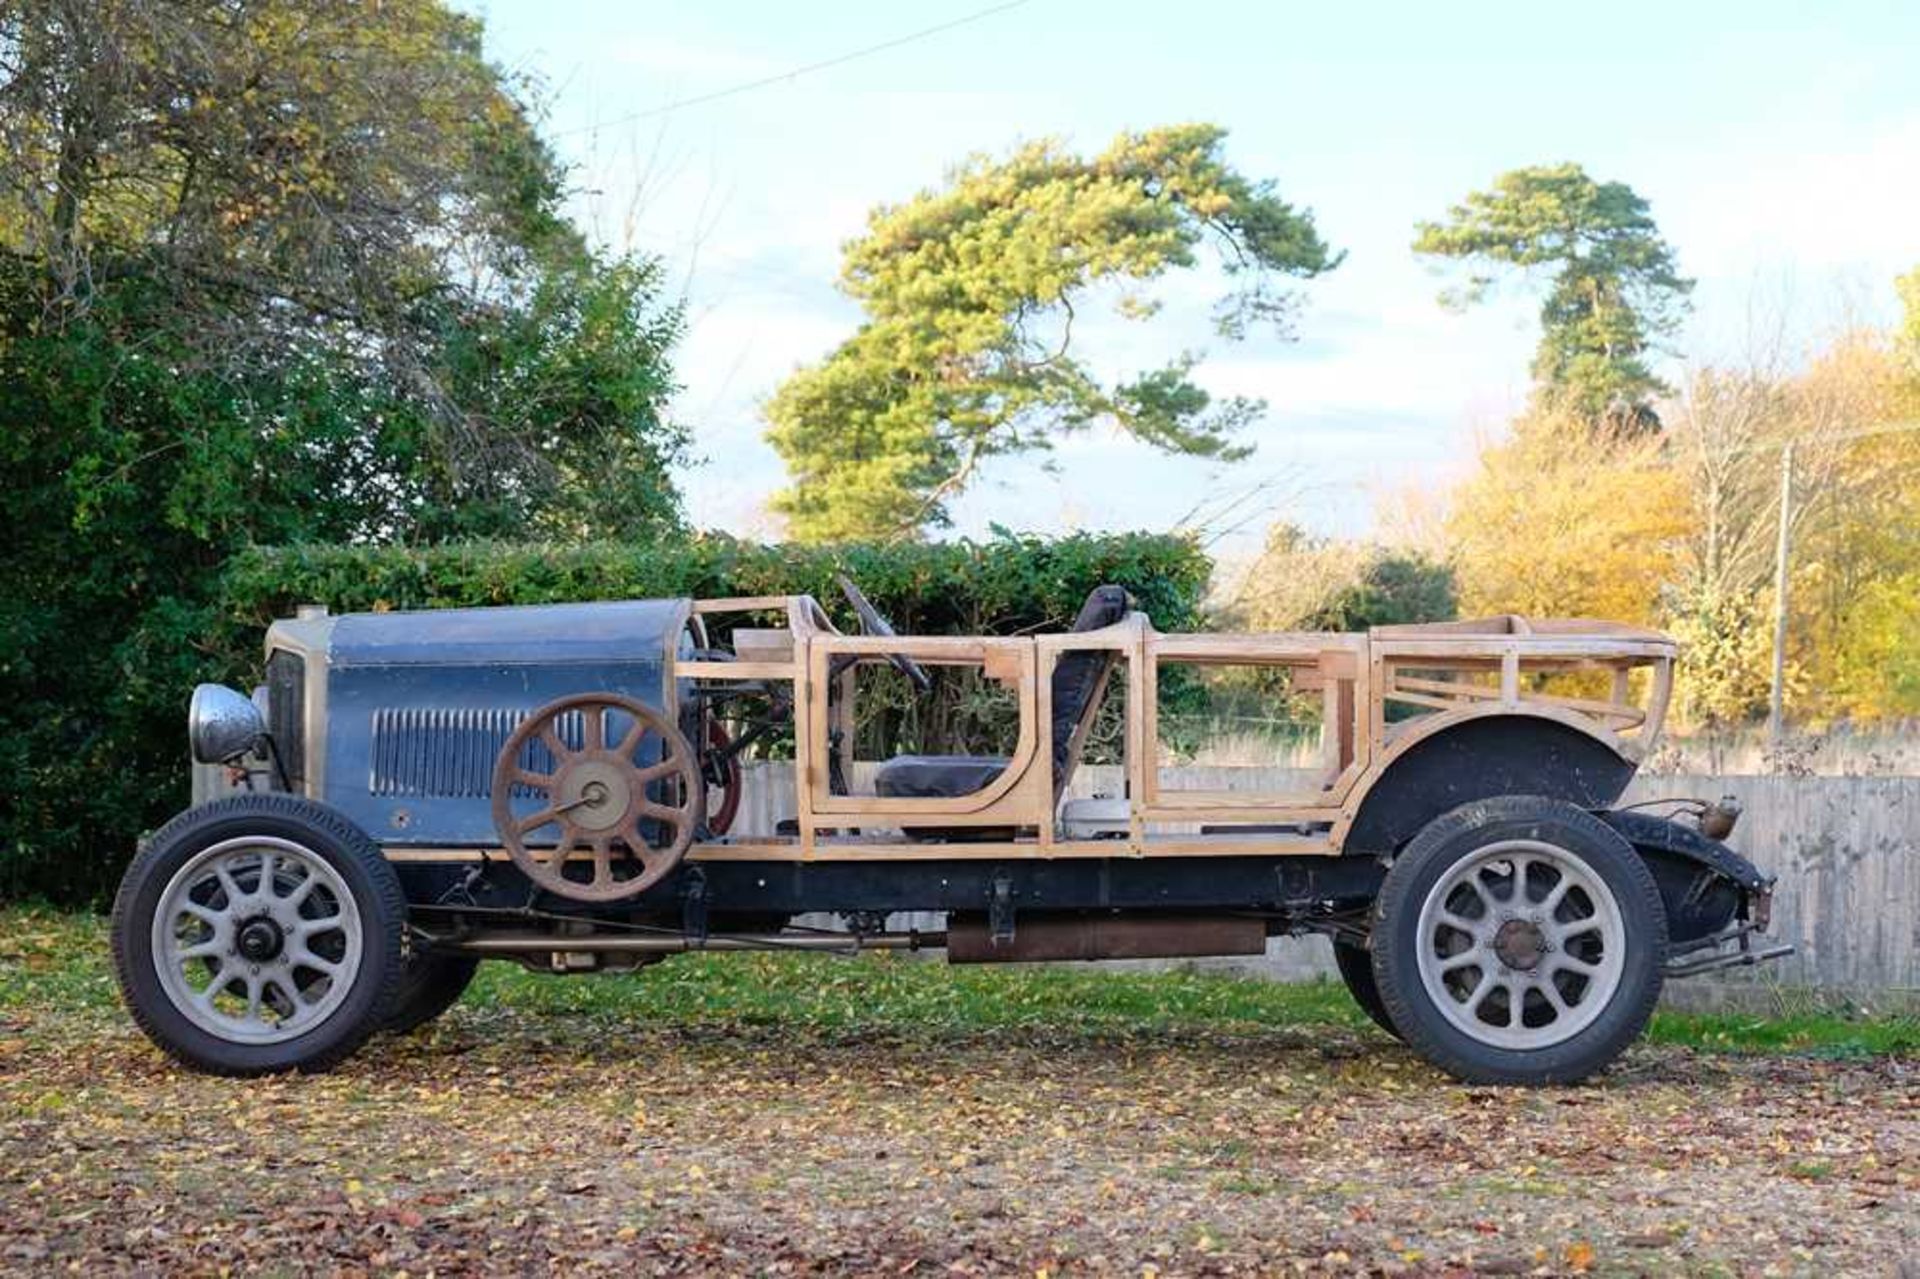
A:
[465,948,1363,1033]
[3,905,1914,1056]
[1643,1004,1920,1055]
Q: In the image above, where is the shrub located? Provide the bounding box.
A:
[217,532,1210,638]
[2,532,1209,905]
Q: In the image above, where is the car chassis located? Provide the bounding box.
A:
[113,582,1790,1084]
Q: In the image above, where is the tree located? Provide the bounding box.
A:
[1413,164,1692,430]
[0,0,684,900]
[1441,411,1690,624]
[1229,524,1455,633]
[1663,331,1920,728]
[1780,336,1920,723]
[1900,266,1920,366]
[1658,366,1799,727]
[0,0,686,533]
[765,124,1340,541]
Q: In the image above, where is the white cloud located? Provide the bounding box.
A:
[1670,117,1920,284]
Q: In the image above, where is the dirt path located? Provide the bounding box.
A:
[1,1007,1913,1275]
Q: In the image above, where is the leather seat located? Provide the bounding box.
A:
[872,754,1011,799]
[873,585,1132,802]
[1046,584,1130,783]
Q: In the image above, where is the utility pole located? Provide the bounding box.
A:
[1767,440,1794,741]
[1753,420,1920,741]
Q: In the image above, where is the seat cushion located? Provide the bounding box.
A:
[1050,584,1133,780]
[874,754,1010,799]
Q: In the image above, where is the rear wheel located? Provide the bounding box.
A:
[1333,938,1400,1039]
[111,794,406,1076]
[1371,796,1665,1085]
[384,953,481,1035]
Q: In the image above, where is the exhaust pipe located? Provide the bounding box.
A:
[946,913,1265,964]
[439,914,1267,966]
[445,931,943,957]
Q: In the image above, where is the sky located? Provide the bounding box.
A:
[461,0,1920,557]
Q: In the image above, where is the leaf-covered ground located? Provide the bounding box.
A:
[1,910,1914,1275]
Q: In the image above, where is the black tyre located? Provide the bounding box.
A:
[384,953,481,1035]
[1371,796,1666,1085]
[111,793,407,1076]
[1333,938,1401,1039]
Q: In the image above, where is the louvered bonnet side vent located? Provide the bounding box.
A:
[369,708,581,798]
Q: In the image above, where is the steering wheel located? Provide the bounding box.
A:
[490,693,702,903]
[835,574,933,694]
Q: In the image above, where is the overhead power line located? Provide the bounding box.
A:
[552,0,1031,139]
[1746,419,1920,455]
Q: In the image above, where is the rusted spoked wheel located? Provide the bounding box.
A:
[703,718,743,837]
[490,693,703,902]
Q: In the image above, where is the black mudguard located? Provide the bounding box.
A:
[1598,809,1772,944]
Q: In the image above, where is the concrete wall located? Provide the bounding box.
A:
[732,764,1918,1009]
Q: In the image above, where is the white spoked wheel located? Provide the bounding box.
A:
[113,794,405,1076]
[1414,839,1626,1050]
[1372,796,1666,1086]
[151,836,365,1045]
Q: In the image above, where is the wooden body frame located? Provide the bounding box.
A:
[384,604,1674,867]
[579,599,1675,868]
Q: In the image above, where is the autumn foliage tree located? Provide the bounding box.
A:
[1786,338,1920,721]
[1228,524,1456,633]
[765,124,1340,541]
[1899,267,1920,360]
[1425,319,1920,733]
[1437,411,1690,623]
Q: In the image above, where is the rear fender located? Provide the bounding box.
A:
[1597,809,1772,944]
[1342,714,1636,855]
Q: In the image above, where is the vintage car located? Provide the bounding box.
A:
[111,580,1790,1084]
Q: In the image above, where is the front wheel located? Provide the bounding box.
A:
[1371,796,1666,1085]
[111,794,407,1075]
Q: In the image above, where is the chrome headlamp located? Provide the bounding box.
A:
[188,683,266,764]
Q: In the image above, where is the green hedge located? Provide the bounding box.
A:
[217,532,1210,637]
[5,532,1209,906]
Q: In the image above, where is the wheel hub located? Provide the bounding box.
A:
[236,915,284,963]
[1491,917,1547,970]
[554,760,632,832]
